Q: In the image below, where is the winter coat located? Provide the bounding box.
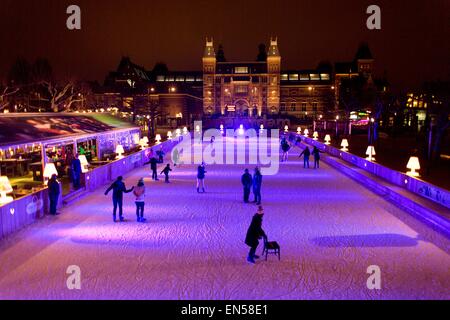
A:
[197,166,206,179]
[253,173,262,192]
[48,179,60,199]
[133,186,146,203]
[105,180,134,200]
[161,166,172,175]
[300,148,311,159]
[71,158,82,175]
[150,158,158,170]
[282,142,290,152]
[245,214,266,247]
[241,173,252,189]
[312,148,322,160]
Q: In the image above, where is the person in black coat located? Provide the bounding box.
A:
[71,153,82,190]
[245,206,267,264]
[241,169,253,203]
[48,174,60,216]
[145,157,159,181]
[160,164,172,183]
[104,176,134,222]
[252,167,263,205]
[197,162,207,193]
[299,147,311,169]
[312,146,324,169]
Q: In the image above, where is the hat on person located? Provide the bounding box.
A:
[257,206,264,215]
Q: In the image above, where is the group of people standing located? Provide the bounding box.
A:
[241,167,263,205]
[299,146,323,169]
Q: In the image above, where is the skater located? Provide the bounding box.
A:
[245,206,267,264]
[157,147,165,163]
[104,176,134,222]
[281,139,291,162]
[133,178,146,222]
[145,156,159,181]
[252,167,263,205]
[160,164,172,183]
[241,169,253,203]
[197,162,207,193]
[299,146,311,169]
[312,146,324,169]
[172,148,180,167]
[71,153,82,190]
[48,174,60,216]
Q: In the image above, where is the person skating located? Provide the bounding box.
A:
[245,206,267,264]
[133,178,146,223]
[281,139,291,162]
[252,167,263,205]
[157,147,165,163]
[312,146,324,169]
[160,164,172,183]
[299,147,311,169]
[145,156,159,181]
[48,174,60,216]
[241,169,253,203]
[197,162,207,193]
[104,176,134,222]
[71,153,82,190]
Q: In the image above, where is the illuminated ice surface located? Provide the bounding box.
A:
[0,140,449,300]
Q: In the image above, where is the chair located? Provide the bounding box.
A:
[262,236,281,261]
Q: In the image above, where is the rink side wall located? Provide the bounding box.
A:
[292,133,450,211]
[0,139,179,240]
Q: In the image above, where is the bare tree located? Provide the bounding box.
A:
[0,85,20,111]
[41,81,83,112]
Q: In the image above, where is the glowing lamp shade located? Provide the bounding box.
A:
[284,125,289,132]
[297,127,302,134]
[406,156,421,177]
[324,134,331,145]
[304,129,309,137]
[341,139,349,152]
[366,146,376,161]
[78,155,89,173]
[220,124,224,131]
[313,132,319,140]
[142,136,149,144]
[167,131,173,140]
[195,125,200,133]
[238,124,244,135]
[0,176,13,205]
[115,145,125,159]
[183,127,188,134]
[155,134,162,144]
[260,124,264,130]
[43,163,58,185]
[176,129,182,137]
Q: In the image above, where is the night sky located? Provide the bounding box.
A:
[1,0,449,91]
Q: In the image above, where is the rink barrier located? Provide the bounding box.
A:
[0,139,178,240]
[292,133,450,236]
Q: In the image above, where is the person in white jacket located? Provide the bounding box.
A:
[133,178,146,223]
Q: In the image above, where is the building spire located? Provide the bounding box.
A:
[268,37,280,56]
[204,37,215,58]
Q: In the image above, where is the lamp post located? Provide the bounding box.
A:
[335,115,340,137]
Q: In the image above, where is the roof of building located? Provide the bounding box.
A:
[0,113,138,148]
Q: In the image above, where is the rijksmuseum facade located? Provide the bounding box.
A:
[94,38,374,127]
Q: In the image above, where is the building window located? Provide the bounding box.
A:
[290,103,296,112]
[235,67,249,74]
[320,74,330,81]
[310,74,320,81]
[176,76,185,82]
[280,103,286,112]
[302,103,307,112]
[186,76,195,82]
[312,102,318,112]
[300,74,309,81]
[289,74,299,81]
[235,86,248,94]
[281,74,289,81]
[156,76,165,82]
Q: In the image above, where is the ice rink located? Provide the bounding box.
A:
[0,139,449,300]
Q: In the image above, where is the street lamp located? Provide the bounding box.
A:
[406,156,421,177]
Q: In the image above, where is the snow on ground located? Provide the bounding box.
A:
[0,139,449,300]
